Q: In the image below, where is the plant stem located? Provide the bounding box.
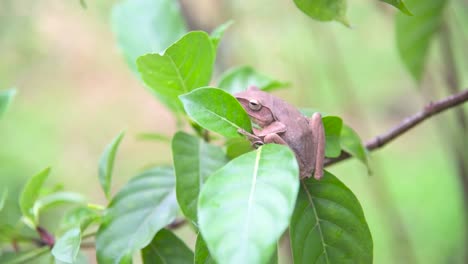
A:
[7,246,49,264]
[439,18,468,263]
[325,89,468,166]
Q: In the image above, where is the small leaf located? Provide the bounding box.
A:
[61,206,101,232]
[322,116,343,158]
[19,167,51,227]
[395,0,448,82]
[380,0,412,15]
[52,227,82,264]
[0,88,16,119]
[96,167,179,264]
[180,87,252,138]
[111,0,187,72]
[0,189,7,212]
[136,133,171,142]
[141,229,193,264]
[340,125,369,167]
[198,144,299,264]
[79,0,87,9]
[98,131,125,200]
[218,66,289,94]
[211,20,234,49]
[290,171,373,263]
[293,0,349,26]
[194,234,216,264]
[172,132,227,223]
[137,31,215,112]
[33,191,86,221]
[225,137,253,159]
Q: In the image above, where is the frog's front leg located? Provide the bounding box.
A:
[310,113,325,180]
[237,129,264,148]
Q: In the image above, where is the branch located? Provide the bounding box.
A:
[325,89,468,166]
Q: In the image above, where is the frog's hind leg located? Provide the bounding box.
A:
[310,113,325,180]
[263,133,288,145]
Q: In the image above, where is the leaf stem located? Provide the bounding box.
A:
[7,246,49,264]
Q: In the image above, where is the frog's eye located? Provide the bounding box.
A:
[248,99,262,111]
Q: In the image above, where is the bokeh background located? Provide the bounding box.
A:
[1,0,467,263]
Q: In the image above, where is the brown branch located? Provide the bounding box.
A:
[325,89,468,166]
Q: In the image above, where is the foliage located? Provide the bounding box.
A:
[1,0,463,263]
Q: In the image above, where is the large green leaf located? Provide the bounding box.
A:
[137,31,215,112]
[141,229,193,264]
[395,0,448,82]
[172,132,227,223]
[340,125,368,167]
[111,0,187,72]
[0,88,16,118]
[290,171,373,263]
[194,234,216,264]
[293,0,349,26]
[380,0,412,15]
[198,144,299,264]
[96,167,179,264]
[52,227,82,264]
[180,87,252,138]
[98,131,125,200]
[19,167,51,227]
[323,116,343,158]
[218,66,289,94]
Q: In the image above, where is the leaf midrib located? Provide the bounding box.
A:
[301,181,330,264]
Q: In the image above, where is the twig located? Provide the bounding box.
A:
[167,218,187,229]
[325,89,468,166]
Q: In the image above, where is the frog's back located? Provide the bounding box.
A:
[270,96,315,176]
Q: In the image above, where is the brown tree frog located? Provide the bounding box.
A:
[235,86,325,179]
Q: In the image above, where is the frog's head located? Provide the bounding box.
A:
[235,86,275,127]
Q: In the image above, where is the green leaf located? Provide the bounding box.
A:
[380,0,412,15]
[395,0,448,82]
[19,167,51,227]
[141,229,193,264]
[179,87,252,138]
[111,0,187,72]
[290,171,373,263]
[0,246,49,264]
[98,131,125,200]
[61,206,101,232]
[52,227,82,264]
[293,0,349,26]
[33,191,86,220]
[96,167,179,264]
[0,189,7,212]
[322,116,343,158]
[211,20,233,49]
[225,137,253,159]
[137,31,215,112]
[172,132,227,223]
[194,234,216,264]
[340,125,369,167]
[0,88,16,119]
[79,0,87,9]
[136,133,171,143]
[218,66,289,94]
[198,144,299,264]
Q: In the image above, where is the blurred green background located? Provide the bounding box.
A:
[1,0,467,263]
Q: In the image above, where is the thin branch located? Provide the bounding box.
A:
[325,89,468,166]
